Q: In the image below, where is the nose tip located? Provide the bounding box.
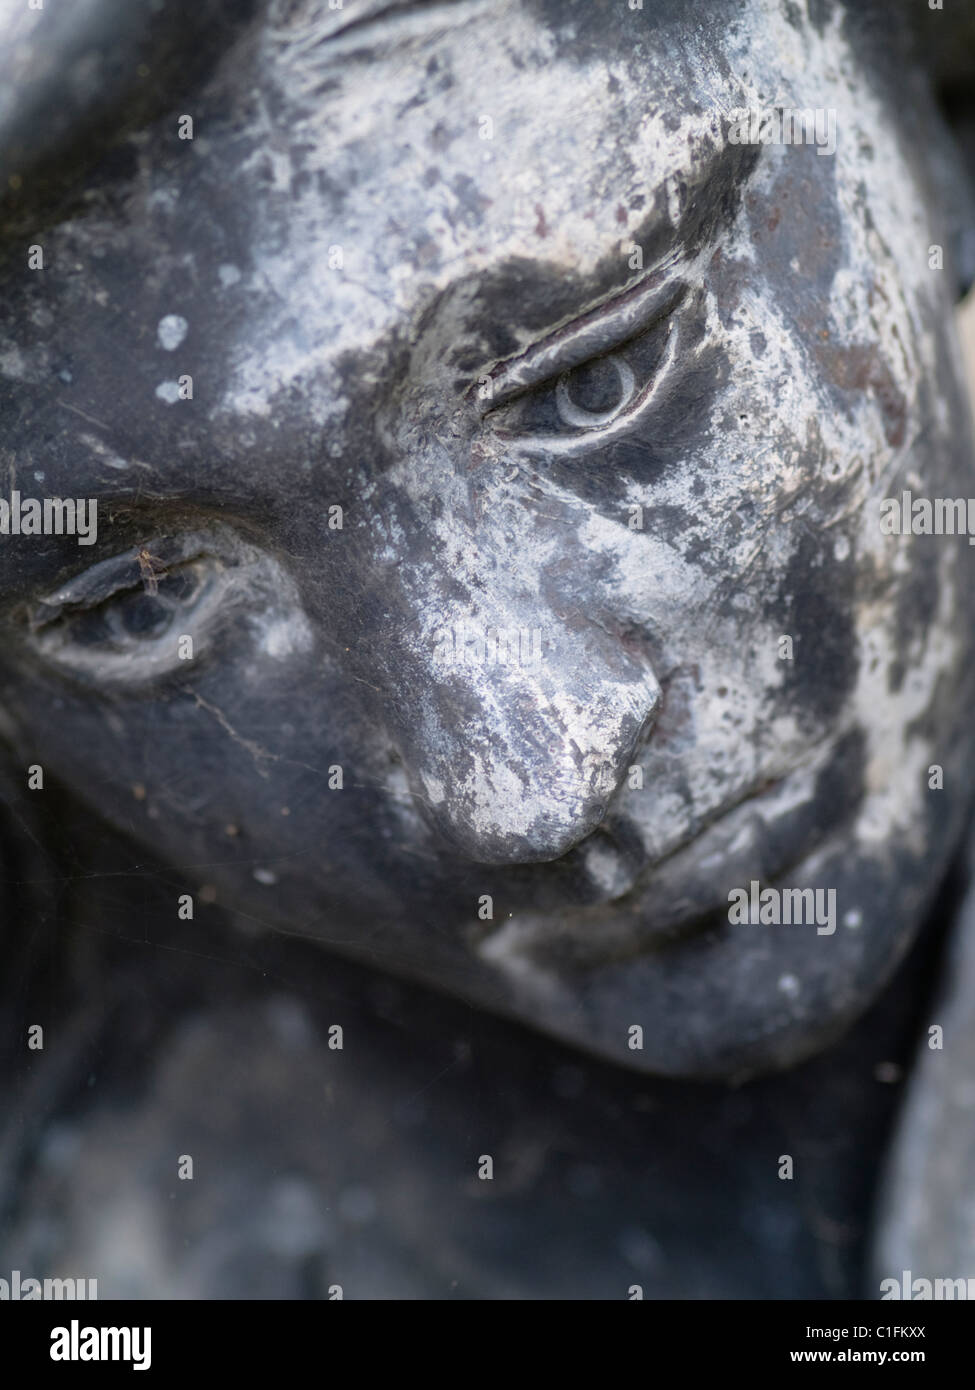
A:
[427,769,615,866]
[413,675,660,866]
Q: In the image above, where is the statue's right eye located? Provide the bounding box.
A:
[24,550,216,680]
[49,563,206,650]
[20,528,312,687]
[112,589,182,639]
[18,529,242,684]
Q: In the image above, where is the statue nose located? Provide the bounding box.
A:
[387,627,660,865]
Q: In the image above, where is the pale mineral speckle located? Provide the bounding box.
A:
[155,380,180,404]
[157,314,188,351]
[0,346,29,379]
[580,836,634,898]
[421,773,445,804]
[257,614,313,659]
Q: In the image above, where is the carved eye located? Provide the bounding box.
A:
[477,277,684,448]
[555,354,636,429]
[26,557,212,671]
[58,567,206,648]
[21,530,309,686]
[20,537,230,683]
[111,588,183,639]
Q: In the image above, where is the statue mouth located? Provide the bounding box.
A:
[486,733,852,968]
[577,768,806,905]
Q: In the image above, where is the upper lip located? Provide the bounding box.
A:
[575,782,778,907]
[481,733,848,969]
[576,722,848,910]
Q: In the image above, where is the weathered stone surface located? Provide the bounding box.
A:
[0,1,974,1083]
[871,833,975,1298]
[2,0,975,1300]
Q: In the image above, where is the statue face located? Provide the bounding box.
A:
[1,0,973,1076]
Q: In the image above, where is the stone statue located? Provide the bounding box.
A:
[1,0,974,1300]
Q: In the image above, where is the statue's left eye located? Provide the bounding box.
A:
[555,355,636,429]
[476,276,684,447]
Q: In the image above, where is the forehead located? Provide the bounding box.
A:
[190,0,791,448]
[250,1,740,335]
[0,4,747,483]
[0,0,929,593]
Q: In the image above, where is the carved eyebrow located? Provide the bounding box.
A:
[465,128,760,410]
[275,0,492,55]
